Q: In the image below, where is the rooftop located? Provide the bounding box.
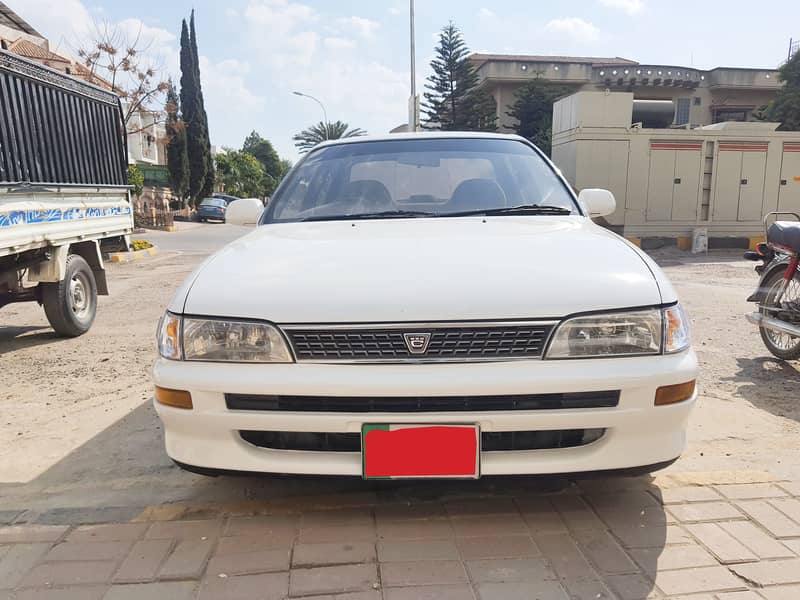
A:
[471,54,638,66]
[6,39,67,63]
[0,1,41,38]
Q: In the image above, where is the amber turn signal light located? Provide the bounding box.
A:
[155,386,193,409]
[655,380,696,406]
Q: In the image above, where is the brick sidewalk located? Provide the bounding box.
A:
[1,479,800,599]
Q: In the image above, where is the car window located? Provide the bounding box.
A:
[266,138,577,222]
[200,198,226,208]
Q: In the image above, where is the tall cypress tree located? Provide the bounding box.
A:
[423,23,497,131]
[165,80,189,203]
[189,10,215,198]
[179,18,206,204]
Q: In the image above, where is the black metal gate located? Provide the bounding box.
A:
[0,49,128,187]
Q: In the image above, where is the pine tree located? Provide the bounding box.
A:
[507,79,571,156]
[765,51,800,131]
[423,23,497,131]
[179,18,206,204]
[165,80,189,203]
[190,11,215,198]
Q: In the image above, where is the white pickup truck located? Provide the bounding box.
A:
[0,49,133,336]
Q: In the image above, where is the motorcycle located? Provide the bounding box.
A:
[745,211,800,360]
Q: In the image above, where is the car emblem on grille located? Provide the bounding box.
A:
[403,332,432,354]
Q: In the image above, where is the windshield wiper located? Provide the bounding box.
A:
[300,210,436,222]
[448,204,573,217]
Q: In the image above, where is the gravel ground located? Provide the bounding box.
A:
[0,229,798,512]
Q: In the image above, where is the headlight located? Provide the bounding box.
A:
[546,309,662,358]
[157,313,293,363]
[545,305,691,358]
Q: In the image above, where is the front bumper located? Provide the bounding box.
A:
[152,350,699,476]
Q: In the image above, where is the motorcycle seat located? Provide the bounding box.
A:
[767,221,800,252]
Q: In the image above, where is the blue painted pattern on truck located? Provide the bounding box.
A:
[0,205,131,228]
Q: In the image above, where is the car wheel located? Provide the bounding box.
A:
[41,254,97,337]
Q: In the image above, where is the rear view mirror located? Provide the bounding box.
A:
[578,189,616,218]
[226,198,264,227]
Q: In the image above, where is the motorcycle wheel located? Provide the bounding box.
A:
[759,268,800,360]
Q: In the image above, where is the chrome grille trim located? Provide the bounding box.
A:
[282,321,557,363]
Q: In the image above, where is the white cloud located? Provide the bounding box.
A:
[324,37,357,51]
[199,56,265,111]
[244,0,318,30]
[478,8,496,18]
[599,0,644,14]
[12,0,93,54]
[335,16,380,38]
[545,17,601,43]
[225,7,239,17]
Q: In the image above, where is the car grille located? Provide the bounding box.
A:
[225,391,620,413]
[239,429,606,452]
[284,324,554,362]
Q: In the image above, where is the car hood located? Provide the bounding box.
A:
[176,217,667,323]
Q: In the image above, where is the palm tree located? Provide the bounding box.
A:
[293,121,367,153]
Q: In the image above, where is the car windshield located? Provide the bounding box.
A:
[200,198,226,208]
[264,138,579,223]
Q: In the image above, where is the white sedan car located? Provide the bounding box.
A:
[154,132,698,479]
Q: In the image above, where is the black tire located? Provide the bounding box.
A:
[759,268,800,360]
[41,254,97,337]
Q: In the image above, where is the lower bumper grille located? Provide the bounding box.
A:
[239,429,605,453]
[226,391,620,413]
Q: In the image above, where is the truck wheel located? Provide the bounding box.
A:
[41,254,97,337]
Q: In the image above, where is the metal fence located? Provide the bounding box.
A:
[0,49,128,187]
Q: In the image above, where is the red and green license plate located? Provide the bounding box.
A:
[362,424,480,479]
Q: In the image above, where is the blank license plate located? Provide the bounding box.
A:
[362,424,480,479]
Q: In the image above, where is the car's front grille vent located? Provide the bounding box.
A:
[225,391,620,413]
[285,324,554,362]
[239,429,606,453]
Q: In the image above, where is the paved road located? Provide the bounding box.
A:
[144,222,251,254]
[1,226,799,599]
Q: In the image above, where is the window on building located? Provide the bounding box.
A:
[712,108,749,123]
[693,96,701,105]
[675,97,691,125]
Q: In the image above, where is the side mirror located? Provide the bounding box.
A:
[578,188,616,218]
[226,198,264,227]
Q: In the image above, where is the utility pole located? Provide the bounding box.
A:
[408,0,419,131]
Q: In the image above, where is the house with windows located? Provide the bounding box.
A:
[472,53,782,131]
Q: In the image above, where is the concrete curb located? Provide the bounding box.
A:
[107,246,159,263]
[626,236,765,251]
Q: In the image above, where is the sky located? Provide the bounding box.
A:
[10,0,800,161]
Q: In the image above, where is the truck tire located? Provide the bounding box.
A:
[41,254,97,337]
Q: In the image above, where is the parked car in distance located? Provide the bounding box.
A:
[155,132,698,479]
[196,197,227,222]
[213,193,241,206]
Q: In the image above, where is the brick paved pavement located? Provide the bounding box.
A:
[1,478,800,599]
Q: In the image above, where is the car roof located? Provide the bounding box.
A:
[313,131,530,151]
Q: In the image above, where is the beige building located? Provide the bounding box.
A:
[551,91,800,242]
[472,54,782,132]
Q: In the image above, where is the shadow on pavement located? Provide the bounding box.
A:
[0,398,667,598]
[728,355,800,423]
